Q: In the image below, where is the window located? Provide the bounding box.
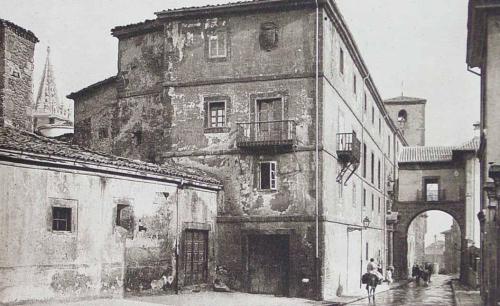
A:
[398,109,407,124]
[52,207,72,231]
[260,162,277,190]
[363,92,367,112]
[352,183,357,207]
[339,48,344,75]
[133,130,142,146]
[98,127,108,139]
[208,31,227,59]
[424,178,440,201]
[377,159,381,189]
[362,143,367,178]
[353,74,357,94]
[378,117,381,135]
[366,242,369,260]
[371,106,375,124]
[371,193,374,210]
[387,135,391,158]
[208,101,225,127]
[371,152,375,184]
[116,204,134,231]
[378,197,381,213]
[363,188,366,207]
[49,118,55,124]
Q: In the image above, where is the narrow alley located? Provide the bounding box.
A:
[347,275,455,306]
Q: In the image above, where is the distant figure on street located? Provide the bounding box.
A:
[412,263,422,285]
[425,262,434,283]
[386,266,394,284]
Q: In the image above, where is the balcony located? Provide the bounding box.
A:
[236,120,296,150]
[417,189,447,202]
[336,132,361,163]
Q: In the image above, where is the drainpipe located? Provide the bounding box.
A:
[175,180,184,294]
[314,0,320,301]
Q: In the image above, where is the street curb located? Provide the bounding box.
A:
[324,280,411,306]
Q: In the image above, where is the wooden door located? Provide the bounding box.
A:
[256,99,282,140]
[248,235,289,296]
[184,230,208,285]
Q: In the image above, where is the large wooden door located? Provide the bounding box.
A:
[248,234,289,296]
[184,230,208,285]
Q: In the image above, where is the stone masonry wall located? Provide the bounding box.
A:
[0,26,36,131]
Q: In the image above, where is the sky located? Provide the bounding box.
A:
[3,0,477,240]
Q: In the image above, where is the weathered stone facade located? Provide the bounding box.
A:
[467,2,500,303]
[69,0,406,300]
[393,143,479,281]
[0,127,221,304]
[0,19,38,131]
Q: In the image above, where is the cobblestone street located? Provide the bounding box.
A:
[347,274,455,306]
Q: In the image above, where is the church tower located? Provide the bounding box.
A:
[384,96,426,146]
[33,46,73,137]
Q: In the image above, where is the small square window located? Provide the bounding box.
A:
[52,207,72,232]
[98,127,108,139]
[208,32,227,59]
[49,118,55,124]
[260,161,277,190]
[209,102,225,127]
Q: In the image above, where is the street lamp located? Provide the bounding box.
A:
[363,217,371,229]
[347,217,371,232]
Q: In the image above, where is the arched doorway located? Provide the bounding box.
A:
[406,211,462,279]
[392,201,466,280]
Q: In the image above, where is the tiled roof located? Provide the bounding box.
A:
[0,18,39,43]
[0,127,221,187]
[67,76,117,100]
[155,0,272,16]
[399,137,479,163]
[384,96,426,104]
[112,0,313,37]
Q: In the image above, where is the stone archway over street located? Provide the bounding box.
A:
[392,201,466,280]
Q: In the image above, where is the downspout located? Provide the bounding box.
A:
[175,179,184,295]
[360,74,369,287]
[314,0,320,301]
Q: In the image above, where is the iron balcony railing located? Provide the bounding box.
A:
[417,189,447,202]
[336,132,361,163]
[236,120,296,148]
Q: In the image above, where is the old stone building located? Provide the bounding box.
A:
[442,220,462,274]
[0,126,221,304]
[407,213,427,271]
[0,18,38,131]
[394,137,480,283]
[467,1,500,304]
[68,0,406,300]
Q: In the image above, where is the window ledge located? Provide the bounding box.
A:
[257,189,278,193]
[204,127,230,134]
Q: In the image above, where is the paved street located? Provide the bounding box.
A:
[347,274,454,306]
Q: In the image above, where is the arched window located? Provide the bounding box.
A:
[398,109,408,123]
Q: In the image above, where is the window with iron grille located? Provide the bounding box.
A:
[209,102,225,127]
[260,161,277,190]
[52,207,72,232]
[208,31,227,59]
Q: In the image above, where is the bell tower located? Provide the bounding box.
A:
[384,96,426,146]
